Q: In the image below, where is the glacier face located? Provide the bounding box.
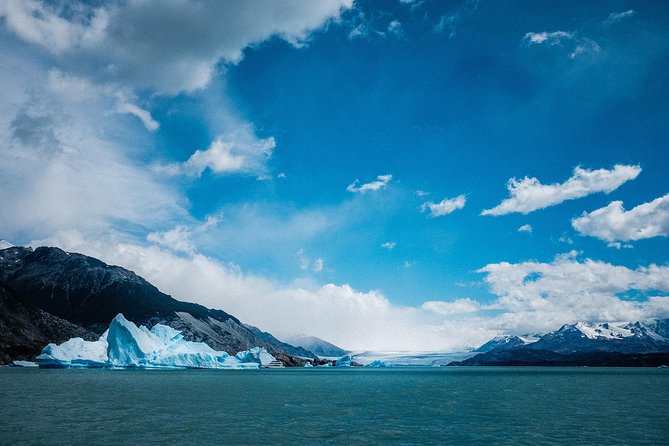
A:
[37,314,277,369]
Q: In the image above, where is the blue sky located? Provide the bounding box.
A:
[1,0,668,350]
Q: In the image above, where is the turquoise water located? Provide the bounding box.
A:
[1,367,667,445]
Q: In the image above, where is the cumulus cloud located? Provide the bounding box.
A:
[0,0,353,94]
[518,224,533,233]
[154,136,275,178]
[604,10,635,26]
[346,174,392,193]
[478,251,669,333]
[381,242,397,250]
[482,165,641,216]
[572,193,669,242]
[421,195,466,217]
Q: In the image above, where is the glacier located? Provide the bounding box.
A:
[37,314,277,369]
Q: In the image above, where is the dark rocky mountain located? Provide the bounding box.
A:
[0,246,312,365]
[452,320,669,367]
[0,282,97,364]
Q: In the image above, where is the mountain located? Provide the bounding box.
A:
[474,334,540,352]
[527,321,669,354]
[452,320,669,367]
[277,333,348,358]
[0,282,97,364]
[244,324,317,359]
[0,246,311,365]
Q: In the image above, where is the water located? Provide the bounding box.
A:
[1,367,667,445]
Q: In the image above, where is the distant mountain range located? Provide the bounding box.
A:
[451,320,669,367]
[273,333,349,358]
[0,245,343,366]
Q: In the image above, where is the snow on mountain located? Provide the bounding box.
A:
[0,240,14,250]
[474,334,541,352]
[38,313,277,369]
[472,320,669,358]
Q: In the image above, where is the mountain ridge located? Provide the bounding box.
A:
[452,319,669,366]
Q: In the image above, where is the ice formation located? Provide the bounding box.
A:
[365,360,391,367]
[334,354,352,367]
[37,314,277,369]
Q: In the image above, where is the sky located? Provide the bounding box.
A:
[1,0,668,351]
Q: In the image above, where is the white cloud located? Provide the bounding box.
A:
[523,30,601,59]
[559,233,574,245]
[518,224,533,233]
[604,10,635,26]
[0,0,353,94]
[421,194,466,217]
[415,190,429,197]
[569,38,601,59]
[155,136,276,178]
[346,174,392,193]
[478,251,669,333]
[116,102,159,131]
[482,164,641,216]
[422,298,480,316]
[297,249,326,273]
[572,193,669,242]
[147,226,195,255]
[381,242,397,250]
[434,14,459,38]
[523,31,575,46]
[146,216,220,255]
[387,19,403,37]
[0,62,185,240]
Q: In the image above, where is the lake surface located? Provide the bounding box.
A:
[1,367,667,445]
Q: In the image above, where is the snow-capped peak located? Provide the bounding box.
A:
[0,240,14,250]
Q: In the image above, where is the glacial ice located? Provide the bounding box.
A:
[37,313,277,369]
[334,354,352,367]
[365,360,391,367]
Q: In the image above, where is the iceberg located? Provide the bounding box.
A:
[37,314,277,369]
[365,360,391,368]
[334,354,352,367]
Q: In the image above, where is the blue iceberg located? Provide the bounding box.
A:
[38,314,277,369]
[365,360,391,367]
[334,354,352,367]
